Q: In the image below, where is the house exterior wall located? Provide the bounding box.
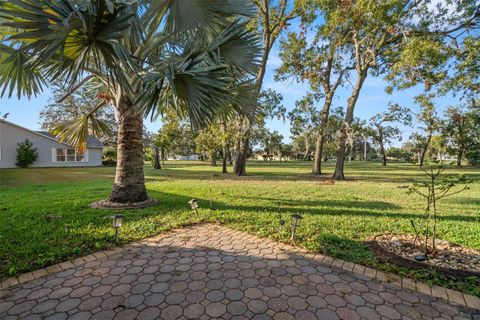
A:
[0,120,103,168]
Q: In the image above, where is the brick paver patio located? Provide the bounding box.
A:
[1,224,479,319]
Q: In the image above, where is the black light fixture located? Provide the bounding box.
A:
[188,199,199,215]
[111,214,124,242]
[290,213,303,242]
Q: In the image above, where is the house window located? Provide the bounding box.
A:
[56,149,66,162]
[66,149,76,161]
[55,149,86,162]
[76,151,84,162]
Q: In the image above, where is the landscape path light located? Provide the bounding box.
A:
[290,213,303,242]
[111,214,124,242]
[189,199,199,216]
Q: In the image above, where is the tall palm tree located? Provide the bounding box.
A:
[0,0,260,205]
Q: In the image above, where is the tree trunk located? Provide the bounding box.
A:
[109,99,148,203]
[227,145,233,165]
[312,135,324,174]
[222,144,228,173]
[457,149,463,167]
[153,146,161,169]
[419,134,432,166]
[378,128,386,166]
[210,151,217,167]
[233,134,248,176]
[380,143,387,166]
[312,94,333,175]
[233,33,273,176]
[332,72,367,180]
[363,135,368,161]
[221,121,228,173]
[161,148,166,165]
[304,140,310,161]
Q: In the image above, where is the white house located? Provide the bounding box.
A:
[0,119,103,168]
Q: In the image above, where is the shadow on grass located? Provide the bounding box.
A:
[235,195,402,210]
[152,190,478,223]
[447,197,480,207]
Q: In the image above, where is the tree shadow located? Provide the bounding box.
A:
[235,195,401,210]
[148,190,478,223]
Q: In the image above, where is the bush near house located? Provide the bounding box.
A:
[15,139,38,168]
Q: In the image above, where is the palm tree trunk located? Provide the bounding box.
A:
[109,99,148,203]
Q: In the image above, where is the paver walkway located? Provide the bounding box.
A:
[1,224,478,319]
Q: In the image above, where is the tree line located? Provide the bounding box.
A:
[151,0,480,173]
[2,1,479,205]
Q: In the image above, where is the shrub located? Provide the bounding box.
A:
[466,147,480,166]
[102,147,117,160]
[16,139,38,168]
[102,159,117,166]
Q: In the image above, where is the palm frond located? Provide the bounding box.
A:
[1,0,261,142]
[138,12,260,129]
[138,55,234,129]
[0,0,138,96]
[50,113,111,152]
[0,43,46,98]
[208,19,261,77]
[164,0,255,37]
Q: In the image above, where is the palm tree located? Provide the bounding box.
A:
[0,0,260,205]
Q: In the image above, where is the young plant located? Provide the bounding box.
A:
[15,139,38,168]
[408,166,470,257]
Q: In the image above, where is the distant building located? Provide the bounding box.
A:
[167,155,199,161]
[0,119,103,168]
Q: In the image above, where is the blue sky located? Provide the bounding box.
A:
[0,30,460,148]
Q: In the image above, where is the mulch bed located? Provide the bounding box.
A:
[366,233,480,281]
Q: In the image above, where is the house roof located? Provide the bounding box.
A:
[0,119,104,149]
[36,131,104,149]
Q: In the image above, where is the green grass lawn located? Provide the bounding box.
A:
[0,161,479,295]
